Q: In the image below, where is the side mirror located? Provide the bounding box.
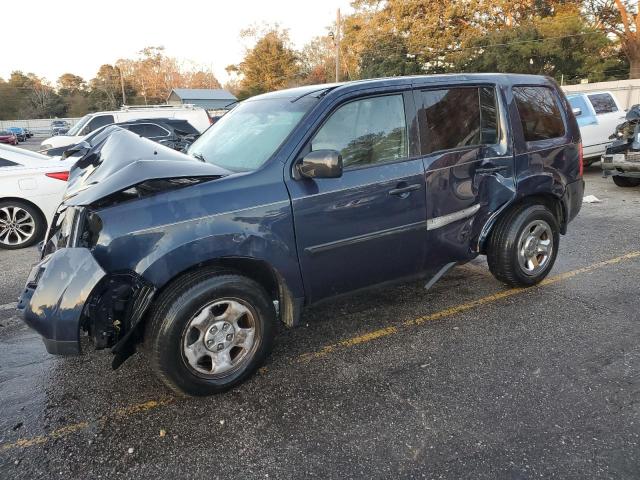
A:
[298,150,343,179]
[572,107,582,117]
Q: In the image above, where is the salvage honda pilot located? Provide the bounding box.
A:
[18,74,584,396]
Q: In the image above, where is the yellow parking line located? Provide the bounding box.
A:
[299,250,640,360]
[0,398,174,453]
[2,250,639,452]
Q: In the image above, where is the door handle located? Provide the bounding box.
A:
[476,165,509,175]
[389,183,421,196]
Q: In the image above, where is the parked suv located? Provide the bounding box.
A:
[18,74,584,396]
[41,105,211,150]
[41,118,200,156]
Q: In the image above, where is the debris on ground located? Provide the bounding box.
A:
[583,195,602,203]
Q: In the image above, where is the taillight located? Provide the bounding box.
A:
[578,142,584,177]
[45,171,69,181]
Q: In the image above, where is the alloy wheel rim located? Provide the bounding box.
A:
[517,219,553,276]
[181,298,258,378]
[0,206,35,246]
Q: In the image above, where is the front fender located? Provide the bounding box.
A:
[92,199,304,299]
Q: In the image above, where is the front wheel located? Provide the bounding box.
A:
[145,269,276,396]
[487,204,560,287]
[612,176,640,187]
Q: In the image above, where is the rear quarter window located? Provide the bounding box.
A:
[588,93,618,114]
[513,86,566,142]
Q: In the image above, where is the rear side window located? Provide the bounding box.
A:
[418,86,499,154]
[145,124,170,137]
[167,119,199,135]
[513,87,565,141]
[0,158,19,167]
[126,124,146,136]
[311,94,408,168]
[588,93,618,114]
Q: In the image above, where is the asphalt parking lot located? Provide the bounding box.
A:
[0,166,639,479]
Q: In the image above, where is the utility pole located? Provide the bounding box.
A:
[335,8,341,83]
[118,67,126,106]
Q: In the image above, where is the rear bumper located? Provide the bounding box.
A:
[562,178,584,227]
[602,154,640,177]
[16,248,105,355]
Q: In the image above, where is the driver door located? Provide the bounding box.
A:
[285,92,428,303]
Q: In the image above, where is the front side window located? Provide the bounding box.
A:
[418,87,499,154]
[588,93,618,114]
[83,115,114,135]
[67,114,91,135]
[513,86,565,141]
[311,94,408,168]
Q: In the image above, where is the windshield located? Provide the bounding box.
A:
[188,96,318,172]
[67,114,92,136]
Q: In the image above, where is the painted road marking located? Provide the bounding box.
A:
[1,250,639,452]
[0,302,17,312]
[0,399,174,453]
[298,250,640,360]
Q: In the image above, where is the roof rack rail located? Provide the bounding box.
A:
[119,104,196,111]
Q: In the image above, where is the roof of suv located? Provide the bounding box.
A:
[248,73,557,101]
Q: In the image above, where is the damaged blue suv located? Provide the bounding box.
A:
[18,74,584,396]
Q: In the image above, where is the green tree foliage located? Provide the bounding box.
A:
[338,0,627,83]
[456,6,627,82]
[228,26,302,100]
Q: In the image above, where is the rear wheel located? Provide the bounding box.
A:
[145,269,276,396]
[612,176,640,187]
[0,200,45,250]
[487,203,560,287]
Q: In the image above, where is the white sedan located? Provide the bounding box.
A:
[0,144,74,249]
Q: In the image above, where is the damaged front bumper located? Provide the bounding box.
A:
[601,153,640,178]
[17,248,106,355]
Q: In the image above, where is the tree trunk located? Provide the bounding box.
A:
[628,42,640,79]
[630,58,640,79]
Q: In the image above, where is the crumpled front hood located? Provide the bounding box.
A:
[64,128,231,206]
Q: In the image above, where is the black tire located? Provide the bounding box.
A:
[487,203,560,287]
[612,176,640,187]
[0,200,46,250]
[144,268,276,396]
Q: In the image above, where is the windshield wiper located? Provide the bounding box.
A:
[192,152,206,163]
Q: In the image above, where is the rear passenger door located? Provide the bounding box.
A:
[413,83,516,271]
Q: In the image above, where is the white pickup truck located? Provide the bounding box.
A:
[566,91,626,165]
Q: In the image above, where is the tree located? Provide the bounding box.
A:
[229,26,302,99]
[587,0,640,78]
[456,6,625,83]
[300,35,336,84]
[57,73,86,93]
[88,64,123,110]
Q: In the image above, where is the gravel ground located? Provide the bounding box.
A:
[0,167,639,479]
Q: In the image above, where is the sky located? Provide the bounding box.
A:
[2,0,353,86]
